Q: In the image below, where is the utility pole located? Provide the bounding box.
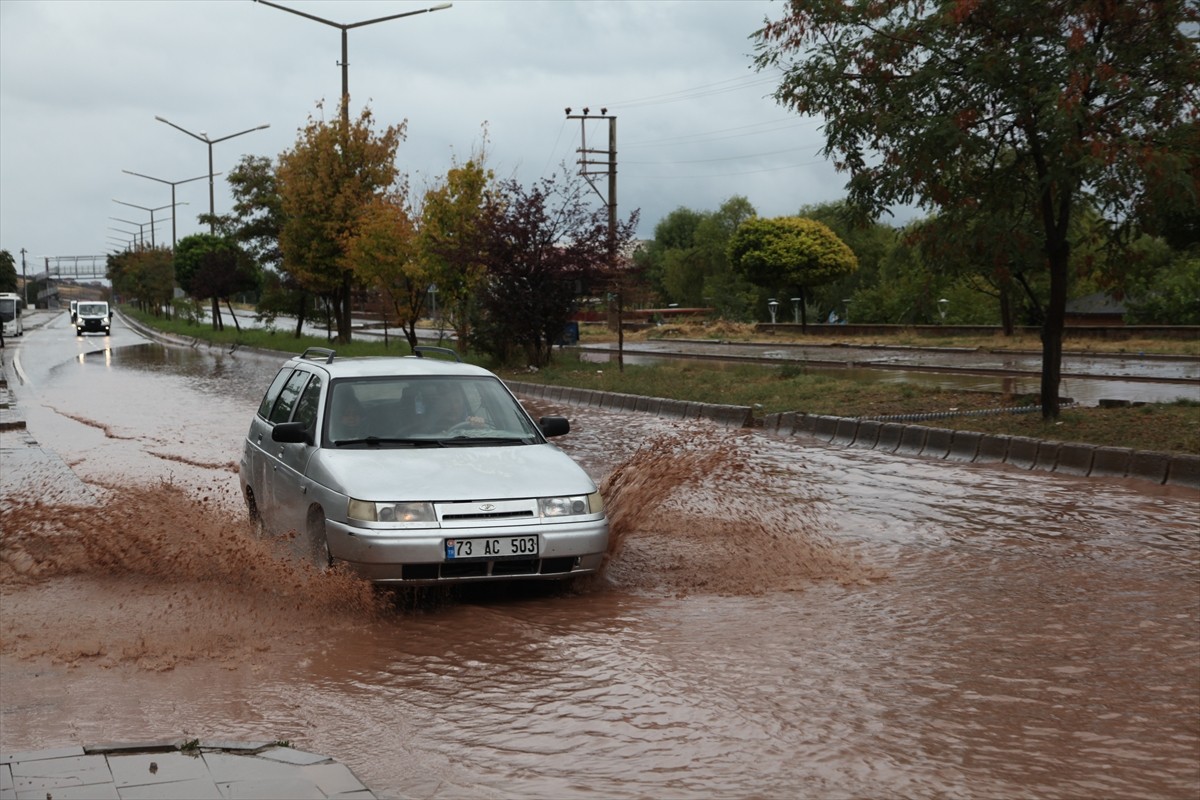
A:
[565,107,621,370]
[19,248,27,307]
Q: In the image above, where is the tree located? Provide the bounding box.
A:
[754,0,1199,417]
[216,154,313,337]
[0,250,16,294]
[346,192,425,349]
[636,197,759,317]
[174,233,257,331]
[107,246,174,315]
[728,216,858,328]
[419,141,494,349]
[277,101,405,343]
[796,201,899,323]
[471,174,638,367]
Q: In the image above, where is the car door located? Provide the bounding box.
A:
[272,372,324,538]
[245,366,294,530]
[260,367,315,532]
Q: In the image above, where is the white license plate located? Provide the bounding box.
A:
[444,535,539,560]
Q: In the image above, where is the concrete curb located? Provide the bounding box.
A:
[773,411,1198,489]
[508,379,1198,490]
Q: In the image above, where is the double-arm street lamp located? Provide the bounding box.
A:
[109,217,165,249]
[112,200,177,249]
[154,116,270,233]
[122,170,213,249]
[254,0,452,126]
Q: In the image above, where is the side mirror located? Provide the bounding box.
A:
[272,421,312,445]
[538,416,570,437]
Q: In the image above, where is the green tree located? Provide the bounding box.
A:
[0,250,17,294]
[754,0,1199,417]
[728,216,859,328]
[277,101,405,343]
[174,233,257,331]
[212,154,314,337]
[636,197,758,318]
[798,201,899,323]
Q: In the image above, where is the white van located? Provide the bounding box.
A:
[75,301,112,336]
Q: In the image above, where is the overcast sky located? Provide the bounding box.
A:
[1,0,867,270]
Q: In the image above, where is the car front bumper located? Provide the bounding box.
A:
[326,516,609,584]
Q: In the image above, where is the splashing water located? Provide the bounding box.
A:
[598,426,884,595]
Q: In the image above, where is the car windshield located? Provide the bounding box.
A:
[325,375,541,447]
[78,303,106,315]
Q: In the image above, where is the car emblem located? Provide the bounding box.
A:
[479,503,496,512]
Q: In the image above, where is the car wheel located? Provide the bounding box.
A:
[307,507,334,571]
[75,330,82,337]
[244,488,265,538]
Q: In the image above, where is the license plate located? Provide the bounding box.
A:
[445,535,539,560]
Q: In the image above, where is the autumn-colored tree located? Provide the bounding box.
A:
[728,216,859,329]
[754,0,1199,417]
[277,101,405,343]
[472,175,637,367]
[174,233,257,331]
[420,141,494,350]
[346,192,426,349]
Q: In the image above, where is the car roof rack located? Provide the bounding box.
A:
[299,347,336,363]
[412,346,462,363]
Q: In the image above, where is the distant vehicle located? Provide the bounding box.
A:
[69,300,78,322]
[75,301,112,336]
[240,346,609,585]
[0,293,22,338]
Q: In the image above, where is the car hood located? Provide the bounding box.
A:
[306,442,598,501]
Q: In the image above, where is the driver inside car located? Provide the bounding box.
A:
[430,384,486,431]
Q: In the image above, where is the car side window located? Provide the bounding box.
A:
[257,368,294,419]
[292,374,323,431]
[269,370,312,425]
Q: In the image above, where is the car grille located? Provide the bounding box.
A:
[440,509,534,521]
[399,556,576,582]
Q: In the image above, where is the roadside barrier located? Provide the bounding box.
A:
[507,379,1198,490]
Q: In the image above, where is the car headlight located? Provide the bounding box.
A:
[539,491,604,518]
[348,499,436,524]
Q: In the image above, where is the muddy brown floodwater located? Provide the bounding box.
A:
[2,338,1198,799]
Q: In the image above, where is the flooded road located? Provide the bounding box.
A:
[2,315,1198,799]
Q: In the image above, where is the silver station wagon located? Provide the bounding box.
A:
[239,347,608,585]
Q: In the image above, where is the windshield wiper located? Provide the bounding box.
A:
[333,436,446,448]
[438,436,531,446]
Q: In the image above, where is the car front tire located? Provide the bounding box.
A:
[307,507,334,571]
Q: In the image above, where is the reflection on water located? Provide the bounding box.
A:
[1,342,1197,799]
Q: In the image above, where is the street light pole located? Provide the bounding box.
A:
[254,0,452,127]
[112,200,175,249]
[122,170,213,249]
[109,221,153,248]
[154,117,270,233]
